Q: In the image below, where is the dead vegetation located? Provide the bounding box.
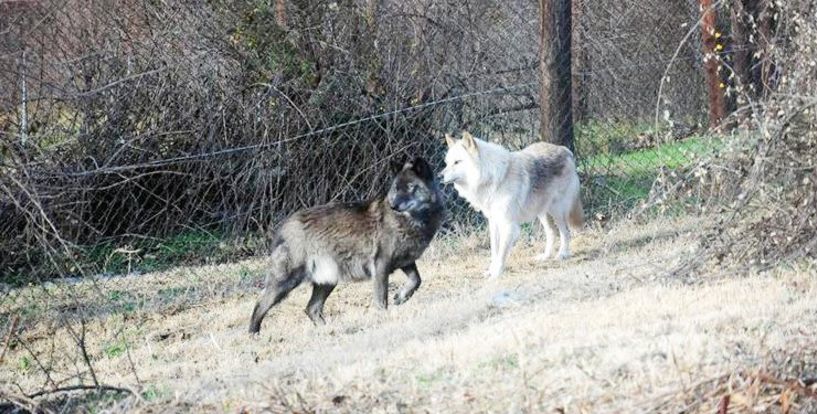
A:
[2,215,816,413]
[3,1,817,412]
[645,0,817,276]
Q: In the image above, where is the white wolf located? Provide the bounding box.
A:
[440,131,583,278]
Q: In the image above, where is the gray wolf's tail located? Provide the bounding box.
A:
[568,192,584,230]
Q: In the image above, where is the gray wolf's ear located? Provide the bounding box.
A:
[390,157,406,175]
[408,157,434,181]
[462,131,478,155]
[444,133,456,148]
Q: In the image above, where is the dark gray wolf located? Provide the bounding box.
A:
[440,131,583,278]
[249,157,444,333]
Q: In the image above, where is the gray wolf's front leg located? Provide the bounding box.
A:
[372,259,390,310]
[394,262,421,305]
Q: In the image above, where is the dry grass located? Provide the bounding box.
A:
[2,215,817,413]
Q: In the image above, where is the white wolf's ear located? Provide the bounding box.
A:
[444,133,455,148]
[462,131,478,155]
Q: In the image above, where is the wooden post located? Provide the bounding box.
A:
[571,0,588,124]
[539,0,574,151]
[700,0,725,128]
[275,0,287,30]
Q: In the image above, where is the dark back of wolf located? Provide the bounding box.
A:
[248,157,444,333]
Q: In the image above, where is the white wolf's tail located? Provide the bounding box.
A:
[566,152,584,231]
[563,147,584,231]
[568,192,584,231]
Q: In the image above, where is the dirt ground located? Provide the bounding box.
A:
[2,215,817,413]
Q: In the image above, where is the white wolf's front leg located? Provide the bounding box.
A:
[484,219,499,277]
[489,220,520,278]
[491,220,499,260]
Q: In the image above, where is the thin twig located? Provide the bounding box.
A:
[0,315,19,365]
[25,384,135,399]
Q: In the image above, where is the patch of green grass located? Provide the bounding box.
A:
[578,134,722,216]
[108,290,138,314]
[478,354,520,370]
[416,369,449,388]
[582,135,720,176]
[102,340,127,359]
[140,384,168,402]
[236,265,264,284]
[575,120,658,157]
[520,222,536,238]
[18,355,31,372]
[19,301,42,318]
[157,286,187,301]
[75,229,255,279]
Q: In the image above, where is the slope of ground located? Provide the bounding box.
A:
[2,215,816,413]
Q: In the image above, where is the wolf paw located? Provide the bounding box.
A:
[557,251,571,261]
[305,308,327,325]
[393,293,407,306]
[534,253,551,262]
[486,264,504,278]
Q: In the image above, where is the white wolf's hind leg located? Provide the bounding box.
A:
[554,214,571,260]
[535,214,556,261]
[490,221,520,278]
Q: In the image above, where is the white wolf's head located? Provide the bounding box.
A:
[439,131,480,187]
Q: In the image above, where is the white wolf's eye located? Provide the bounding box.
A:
[453,160,461,165]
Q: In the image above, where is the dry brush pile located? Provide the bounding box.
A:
[647,0,817,275]
[0,0,544,281]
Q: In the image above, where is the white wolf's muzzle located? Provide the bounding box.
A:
[439,169,456,185]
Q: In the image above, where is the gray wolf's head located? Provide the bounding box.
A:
[387,157,440,215]
[440,131,480,186]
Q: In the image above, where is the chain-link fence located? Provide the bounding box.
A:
[0,0,718,279]
[1,0,784,406]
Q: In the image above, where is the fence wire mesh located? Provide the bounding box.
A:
[0,0,786,406]
[0,0,716,279]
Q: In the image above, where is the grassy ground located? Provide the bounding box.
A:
[2,215,816,413]
[579,134,722,215]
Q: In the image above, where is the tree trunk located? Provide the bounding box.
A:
[275,0,287,30]
[571,0,588,124]
[729,0,750,91]
[699,0,725,128]
[539,0,574,151]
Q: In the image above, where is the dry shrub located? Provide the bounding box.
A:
[652,0,817,274]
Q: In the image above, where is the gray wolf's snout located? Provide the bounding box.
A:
[390,195,417,212]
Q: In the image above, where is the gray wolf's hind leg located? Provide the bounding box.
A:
[305,283,336,325]
[394,262,421,305]
[249,270,304,333]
